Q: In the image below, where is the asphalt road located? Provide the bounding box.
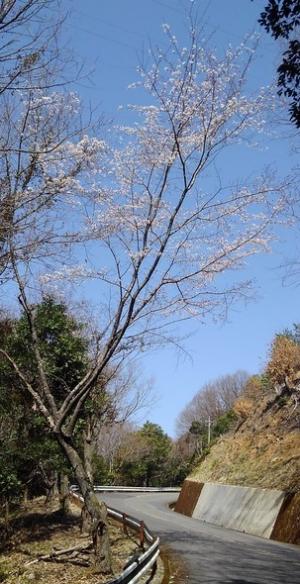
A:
[97,491,300,584]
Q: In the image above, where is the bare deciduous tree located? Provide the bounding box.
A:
[0,0,67,96]
[176,370,250,436]
[82,364,152,484]
[90,366,153,481]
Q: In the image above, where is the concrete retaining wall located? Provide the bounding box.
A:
[176,480,300,542]
[192,482,285,539]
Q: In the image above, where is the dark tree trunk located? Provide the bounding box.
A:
[23,486,29,504]
[83,418,94,485]
[57,434,112,574]
[45,471,59,503]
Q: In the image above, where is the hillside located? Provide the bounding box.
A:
[190,377,300,493]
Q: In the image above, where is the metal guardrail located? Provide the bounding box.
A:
[71,485,180,493]
[70,487,161,584]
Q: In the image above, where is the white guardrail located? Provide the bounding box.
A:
[70,485,180,583]
[93,485,181,493]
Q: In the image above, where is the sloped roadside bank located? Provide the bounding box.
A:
[176,371,300,545]
[0,497,145,584]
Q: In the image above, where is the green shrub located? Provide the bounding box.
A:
[213,410,238,437]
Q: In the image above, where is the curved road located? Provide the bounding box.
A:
[98,491,300,584]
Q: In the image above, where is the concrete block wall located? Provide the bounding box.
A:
[176,479,300,544]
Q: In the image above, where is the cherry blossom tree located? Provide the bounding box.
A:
[0,24,291,573]
[0,87,104,284]
[0,86,111,571]
[0,0,86,282]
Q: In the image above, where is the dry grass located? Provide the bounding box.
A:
[0,498,141,584]
[191,389,300,492]
[267,336,300,386]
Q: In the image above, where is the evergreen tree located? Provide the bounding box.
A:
[0,297,89,504]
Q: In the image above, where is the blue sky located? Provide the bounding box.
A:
[66,0,299,436]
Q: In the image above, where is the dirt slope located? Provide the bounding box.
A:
[190,384,300,492]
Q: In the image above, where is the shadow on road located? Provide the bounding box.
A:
[158,528,300,584]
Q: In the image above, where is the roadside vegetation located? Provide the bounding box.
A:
[0,497,140,584]
[187,325,300,491]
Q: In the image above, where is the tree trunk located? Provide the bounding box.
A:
[58,473,70,515]
[57,434,112,574]
[45,471,59,503]
[83,418,94,485]
[81,502,92,534]
[23,486,29,504]
[4,500,9,526]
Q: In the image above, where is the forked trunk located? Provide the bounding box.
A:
[57,434,112,574]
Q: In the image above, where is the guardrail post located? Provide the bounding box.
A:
[139,520,145,550]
